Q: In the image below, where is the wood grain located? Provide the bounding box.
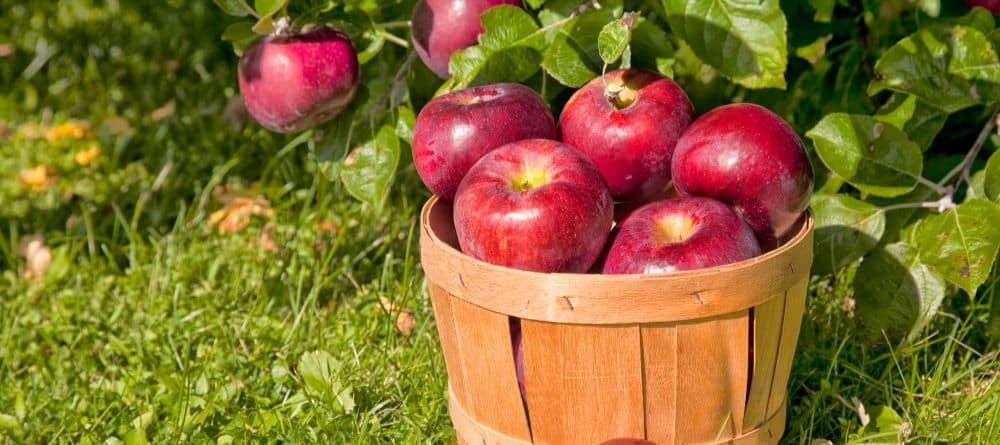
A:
[641,324,677,444]
[521,321,645,443]
[429,284,470,410]
[766,278,809,420]
[742,294,787,431]
[450,297,533,441]
[673,312,750,443]
[420,196,814,325]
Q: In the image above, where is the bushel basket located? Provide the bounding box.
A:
[419,196,814,445]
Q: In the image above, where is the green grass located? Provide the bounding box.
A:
[1,1,999,444]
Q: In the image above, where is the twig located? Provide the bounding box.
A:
[382,31,409,48]
[879,195,955,213]
[939,103,1000,187]
[375,20,410,30]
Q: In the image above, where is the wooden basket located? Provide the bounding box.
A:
[420,196,814,445]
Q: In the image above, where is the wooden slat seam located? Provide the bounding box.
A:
[445,291,477,425]
[763,289,790,419]
[671,327,678,445]
[639,327,649,441]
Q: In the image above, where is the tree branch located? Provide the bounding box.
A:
[939,103,1000,187]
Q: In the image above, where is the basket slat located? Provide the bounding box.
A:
[522,322,645,443]
[742,293,787,430]
[766,278,809,416]
[674,312,750,443]
[641,324,678,444]
[450,298,533,441]
[429,284,471,409]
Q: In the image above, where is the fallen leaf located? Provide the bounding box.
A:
[0,121,9,138]
[318,220,339,235]
[222,95,249,128]
[74,145,101,166]
[18,165,55,191]
[151,101,176,122]
[209,194,274,234]
[102,116,132,136]
[396,311,416,336]
[44,122,92,141]
[260,222,279,253]
[852,396,870,427]
[0,43,14,57]
[17,234,51,282]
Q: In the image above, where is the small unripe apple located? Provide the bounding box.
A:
[238,25,360,133]
[410,0,522,78]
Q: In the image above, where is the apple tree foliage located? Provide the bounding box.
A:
[215,0,1000,345]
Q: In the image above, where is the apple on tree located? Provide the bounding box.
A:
[602,197,761,274]
[411,0,522,78]
[453,139,613,273]
[238,24,360,133]
[560,69,694,202]
[967,0,1000,14]
[671,103,813,249]
[412,83,557,200]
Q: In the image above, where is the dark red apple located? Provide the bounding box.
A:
[413,83,557,200]
[238,25,360,133]
[602,197,761,274]
[967,0,1000,14]
[671,103,813,248]
[453,139,613,272]
[560,69,694,201]
[411,0,522,78]
[510,317,525,401]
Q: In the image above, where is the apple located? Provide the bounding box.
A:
[238,25,360,133]
[413,83,557,200]
[967,0,1000,14]
[411,0,522,78]
[602,197,761,274]
[510,317,525,402]
[453,139,613,272]
[559,69,694,201]
[671,103,813,248]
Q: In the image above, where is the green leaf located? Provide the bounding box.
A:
[915,199,1000,294]
[808,0,835,23]
[340,125,400,210]
[254,0,287,17]
[541,5,621,87]
[221,22,258,53]
[598,14,635,65]
[252,15,274,34]
[214,0,254,17]
[663,0,788,89]
[811,194,886,276]
[868,25,1000,113]
[356,30,386,65]
[984,150,1000,203]
[298,350,355,413]
[629,18,675,76]
[875,94,948,151]
[854,242,946,344]
[807,113,923,197]
[447,6,544,87]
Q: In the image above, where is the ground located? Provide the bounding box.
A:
[1,1,999,444]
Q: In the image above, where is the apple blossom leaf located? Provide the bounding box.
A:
[984,150,1000,203]
[214,0,255,17]
[914,199,1000,294]
[447,6,543,88]
[598,13,637,65]
[221,22,258,53]
[875,94,948,152]
[811,194,886,276]
[807,113,924,198]
[853,242,946,345]
[340,125,399,210]
[868,24,1000,114]
[254,0,287,18]
[662,0,788,89]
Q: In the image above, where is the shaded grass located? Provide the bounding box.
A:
[1,1,999,443]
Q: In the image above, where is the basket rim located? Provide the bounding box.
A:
[420,195,814,324]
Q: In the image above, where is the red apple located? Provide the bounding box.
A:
[510,317,525,401]
[238,25,360,133]
[602,197,761,274]
[967,0,1000,14]
[560,69,694,201]
[453,139,613,272]
[411,0,522,78]
[413,83,557,200]
[671,103,813,248]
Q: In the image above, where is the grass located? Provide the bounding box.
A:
[1,1,999,443]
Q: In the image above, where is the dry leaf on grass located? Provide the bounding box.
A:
[18,235,51,282]
[260,222,279,253]
[209,197,274,233]
[379,296,416,336]
[0,43,14,57]
[151,101,176,122]
[18,165,55,191]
